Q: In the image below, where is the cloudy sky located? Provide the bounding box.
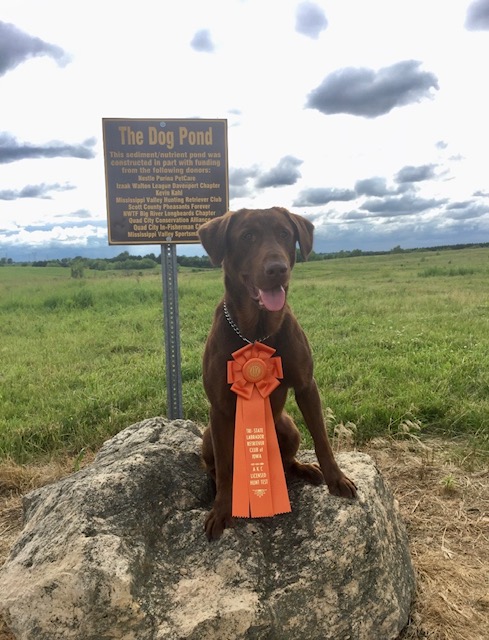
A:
[1,0,489,261]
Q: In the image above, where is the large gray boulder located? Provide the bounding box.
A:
[0,418,415,640]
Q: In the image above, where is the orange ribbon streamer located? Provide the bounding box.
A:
[228,342,291,518]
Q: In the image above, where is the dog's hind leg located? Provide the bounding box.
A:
[202,426,216,483]
[276,413,324,485]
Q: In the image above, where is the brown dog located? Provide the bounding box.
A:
[198,207,356,540]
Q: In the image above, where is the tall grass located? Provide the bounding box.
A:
[1,248,488,462]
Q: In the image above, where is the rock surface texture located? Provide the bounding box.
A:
[0,418,415,640]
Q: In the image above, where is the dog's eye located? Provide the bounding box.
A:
[242,231,255,242]
[278,228,290,239]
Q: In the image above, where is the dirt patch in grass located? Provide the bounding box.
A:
[366,438,488,640]
[0,440,487,640]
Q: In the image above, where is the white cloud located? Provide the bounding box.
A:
[295,2,328,39]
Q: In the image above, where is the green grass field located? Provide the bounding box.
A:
[1,247,488,463]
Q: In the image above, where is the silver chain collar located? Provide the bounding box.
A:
[223,301,271,344]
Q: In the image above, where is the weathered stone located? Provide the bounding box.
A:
[0,418,415,640]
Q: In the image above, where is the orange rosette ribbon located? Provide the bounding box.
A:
[227,342,291,518]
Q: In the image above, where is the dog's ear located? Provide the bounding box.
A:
[198,213,232,266]
[287,211,314,260]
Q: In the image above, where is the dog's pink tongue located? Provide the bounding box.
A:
[259,286,286,312]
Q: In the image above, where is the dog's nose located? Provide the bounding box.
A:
[264,261,288,277]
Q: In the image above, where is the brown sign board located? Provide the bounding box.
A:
[102,118,228,244]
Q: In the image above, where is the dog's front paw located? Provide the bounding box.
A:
[328,474,357,499]
[205,507,234,541]
[288,460,324,485]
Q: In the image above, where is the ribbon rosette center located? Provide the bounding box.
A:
[228,343,291,519]
[242,358,266,383]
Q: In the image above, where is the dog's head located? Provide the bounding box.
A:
[198,207,314,312]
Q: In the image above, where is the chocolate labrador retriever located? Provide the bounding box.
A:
[198,207,357,540]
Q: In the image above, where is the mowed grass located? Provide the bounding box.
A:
[1,247,488,463]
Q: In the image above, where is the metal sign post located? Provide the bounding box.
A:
[161,243,183,419]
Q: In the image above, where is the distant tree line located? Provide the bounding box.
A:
[300,242,489,262]
[0,251,213,271]
[1,241,488,271]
